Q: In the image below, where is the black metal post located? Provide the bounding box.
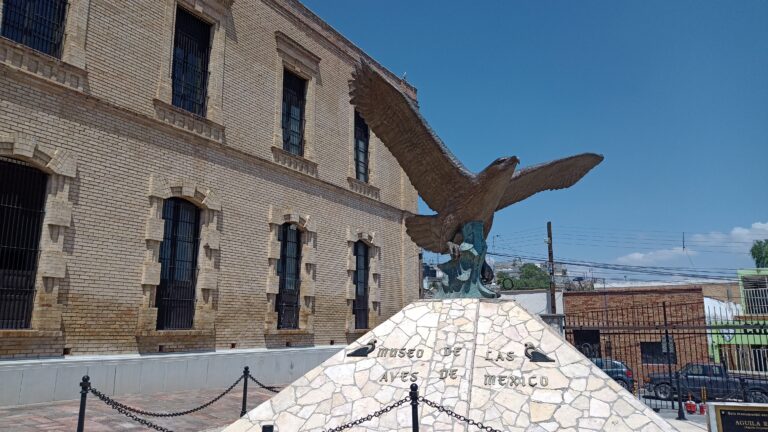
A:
[675,372,685,420]
[662,302,675,411]
[77,375,90,432]
[409,383,419,432]
[740,378,748,402]
[241,366,249,417]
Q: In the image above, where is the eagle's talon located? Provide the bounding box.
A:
[446,241,460,259]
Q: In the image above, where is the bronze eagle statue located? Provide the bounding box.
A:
[349,62,602,297]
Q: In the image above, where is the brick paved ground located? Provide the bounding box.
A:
[0,384,281,432]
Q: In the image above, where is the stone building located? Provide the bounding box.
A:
[0,0,421,373]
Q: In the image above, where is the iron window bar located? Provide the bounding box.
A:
[276,223,301,329]
[281,70,307,156]
[1,0,68,58]
[171,7,211,117]
[156,198,200,330]
[0,158,47,329]
[353,240,369,329]
[354,111,370,183]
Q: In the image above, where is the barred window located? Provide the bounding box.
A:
[156,198,200,330]
[353,241,369,329]
[640,341,677,364]
[171,7,211,117]
[281,70,307,156]
[354,111,369,182]
[1,0,68,58]
[276,223,301,329]
[0,158,47,329]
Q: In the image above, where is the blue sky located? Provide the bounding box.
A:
[303,0,768,281]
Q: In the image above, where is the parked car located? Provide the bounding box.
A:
[645,362,768,403]
[589,358,635,391]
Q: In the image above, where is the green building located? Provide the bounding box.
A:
[710,269,768,374]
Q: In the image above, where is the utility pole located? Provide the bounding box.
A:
[547,221,556,314]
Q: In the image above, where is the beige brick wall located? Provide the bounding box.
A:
[0,0,420,357]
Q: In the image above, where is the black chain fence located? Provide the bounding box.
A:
[315,384,502,432]
[76,366,280,432]
[78,375,507,432]
[322,397,409,432]
[247,374,280,393]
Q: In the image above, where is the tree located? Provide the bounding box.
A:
[752,240,768,268]
[496,264,550,290]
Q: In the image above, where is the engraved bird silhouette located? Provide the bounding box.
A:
[347,339,377,357]
[524,342,555,363]
[350,62,603,255]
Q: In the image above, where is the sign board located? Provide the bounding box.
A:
[708,402,768,431]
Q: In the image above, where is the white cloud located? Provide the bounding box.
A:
[615,221,767,266]
[690,222,768,249]
[616,247,697,265]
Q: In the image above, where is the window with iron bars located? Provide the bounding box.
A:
[0,158,47,329]
[640,340,677,364]
[354,111,370,183]
[156,198,200,330]
[171,7,211,117]
[1,0,68,58]
[281,69,307,156]
[276,223,301,329]
[353,241,369,329]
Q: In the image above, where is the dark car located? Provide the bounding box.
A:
[645,362,768,403]
[590,358,635,391]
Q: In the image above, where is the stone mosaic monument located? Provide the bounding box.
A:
[226,299,673,431]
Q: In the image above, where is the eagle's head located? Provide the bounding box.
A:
[482,156,520,178]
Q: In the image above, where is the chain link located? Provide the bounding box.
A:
[322,397,410,432]
[247,374,280,393]
[89,375,243,418]
[88,388,174,432]
[419,396,503,432]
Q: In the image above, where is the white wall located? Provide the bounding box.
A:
[0,346,339,407]
[499,289,564,315]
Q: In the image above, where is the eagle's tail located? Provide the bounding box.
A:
[405,215,447,254]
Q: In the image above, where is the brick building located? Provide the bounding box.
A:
[0,0,421,367]
[564,287,710,387]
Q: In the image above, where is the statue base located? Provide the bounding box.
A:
[226,299,672,432]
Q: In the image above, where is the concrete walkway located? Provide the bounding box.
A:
[0,385,279,431]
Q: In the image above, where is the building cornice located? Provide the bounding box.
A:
[261,0,418,101]
[0,65,411,218]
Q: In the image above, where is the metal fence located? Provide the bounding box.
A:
[564,300,768,414]
[77,366,279,432]
[77,376,496,432]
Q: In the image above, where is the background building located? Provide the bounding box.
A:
[564,286,709,386]
[0,0,420,404]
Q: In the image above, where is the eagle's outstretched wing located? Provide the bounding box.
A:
[496,153,603,211]
[350,62,474,213]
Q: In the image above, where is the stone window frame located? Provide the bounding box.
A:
[265,206,317,334]
[346,110,380,200]
[0,0,90,93]
[270,32,320,178]
[137,174,221,336]
[154,0,230,142]
[345,227,381,332]
[0,132,77,337]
